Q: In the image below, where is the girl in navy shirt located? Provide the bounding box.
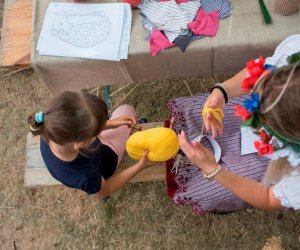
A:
[28,91,152,196]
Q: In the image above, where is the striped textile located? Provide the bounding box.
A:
[139,0,187,42]
[179,1,201,23]
[141,14,156,40]
[139,0,232,42]
[200,0,232,19]
[139,0,200,42]
[167,94,269,215]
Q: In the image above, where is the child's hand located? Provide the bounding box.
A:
[106,115,136,129]
[138,150,157,169]
[203,88,225,138]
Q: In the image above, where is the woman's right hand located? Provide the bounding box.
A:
[203,88,226,138]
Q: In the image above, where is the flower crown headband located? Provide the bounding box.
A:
[234,53,300,165]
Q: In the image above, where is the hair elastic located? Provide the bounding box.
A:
[210,83,229,103]
[29,124,40,132]
[35,111,44,124]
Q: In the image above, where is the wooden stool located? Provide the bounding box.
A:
[25,122,166,187]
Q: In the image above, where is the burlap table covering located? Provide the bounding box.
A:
[31,0,300,94]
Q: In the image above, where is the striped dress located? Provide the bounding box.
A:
[167,94,270,215]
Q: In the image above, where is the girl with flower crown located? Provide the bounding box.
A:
[167,34,300,214]
[28,91,154,196]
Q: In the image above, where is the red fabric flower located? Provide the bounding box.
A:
[254,141,274,155]
[246,56,265,70]
[241,76,257,92]
[248,66,264,77]
[234,105,251,121]
[242,56,266,92]
[256,56,265,67]
[259,129,272,143]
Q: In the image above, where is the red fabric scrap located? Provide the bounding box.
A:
[164,118,179,198]
[159,0,189,2]
[188,9,220,36]
[122,0,142,8]
[175,0,189,3]
[150,29,175,56]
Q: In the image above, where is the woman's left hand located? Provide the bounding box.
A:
[178,131,217,173]
[106,115,136,129]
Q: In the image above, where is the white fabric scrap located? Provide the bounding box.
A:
[178,0,201,23]
[138,0,200,42]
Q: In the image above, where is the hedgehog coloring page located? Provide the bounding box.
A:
[37,3,132,61]
[51,12,111,48]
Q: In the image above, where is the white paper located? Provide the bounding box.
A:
[37,3,132,61]
[240,127,259,155]
[120,4,132,59]
[241,126,284,156]
[193,135,222,162]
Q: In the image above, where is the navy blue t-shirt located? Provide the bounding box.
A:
[40,138,118,194]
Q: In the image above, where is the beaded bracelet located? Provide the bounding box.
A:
[202,164,222,180]
[210,83,229,104]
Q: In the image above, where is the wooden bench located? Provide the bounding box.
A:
[25,122,166,187]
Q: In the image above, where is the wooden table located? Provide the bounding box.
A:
[0,0,32,66]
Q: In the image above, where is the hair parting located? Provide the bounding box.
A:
[261,61,299,114]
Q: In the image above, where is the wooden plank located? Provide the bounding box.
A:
[0,0,32,66]
[25,122,166,187]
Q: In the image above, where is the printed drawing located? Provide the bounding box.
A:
[51,12,111,48]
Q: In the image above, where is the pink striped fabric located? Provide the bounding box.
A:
[167,94,270,215]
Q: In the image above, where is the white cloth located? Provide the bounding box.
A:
[138,0,186,42]
[178,1,201,23]
[273,168,300,209]
[264,34,300,209]
[265,34,300,67]
[266,147,300,168]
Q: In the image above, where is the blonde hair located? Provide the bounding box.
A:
[253,63,300,185]
[262,158,294,186]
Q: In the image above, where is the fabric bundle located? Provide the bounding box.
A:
[138,0,232,55]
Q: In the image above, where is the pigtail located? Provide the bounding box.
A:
[27,111,44,136]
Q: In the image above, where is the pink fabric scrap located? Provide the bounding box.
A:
[150,29,175,56]
[188,9,220,36]
[159,0,188,3]
[175,0,189,3]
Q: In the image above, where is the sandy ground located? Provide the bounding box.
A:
[1,67,300,249]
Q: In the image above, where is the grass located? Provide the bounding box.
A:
[0,66,299,249]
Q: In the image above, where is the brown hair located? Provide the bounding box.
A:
[255,62,300,141]
[27,91,108,145]
[253,63,300,184]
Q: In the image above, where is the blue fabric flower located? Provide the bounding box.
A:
[244,93,260,113]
